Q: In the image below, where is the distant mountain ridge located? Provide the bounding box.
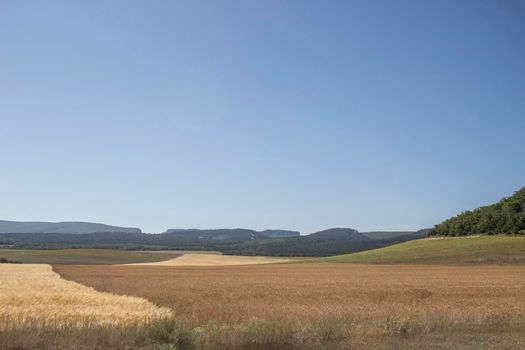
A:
[306,228,369,240]
[164,228,300,240]
[0,225,428,257]
[361,231,421,240]
[220,228,429,256]
[0,220,141,234]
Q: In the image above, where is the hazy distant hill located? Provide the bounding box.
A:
[261,230,301,238]
[306,228,369,240]
[163,228,300,241]
[0,220,141,234]
[429,187,525,236]
[362,231,420,240]
[217,228,426,257]
[0,224,425,256]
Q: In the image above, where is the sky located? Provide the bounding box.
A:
[0,0,524,234]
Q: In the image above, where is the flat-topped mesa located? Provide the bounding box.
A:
[162,228,300,240]
[306,228,369,240]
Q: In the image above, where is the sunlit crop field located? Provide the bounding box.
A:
[0,264,171,330]
[0,264,176,349]
[127,253,294,266]
[55,263,525,349]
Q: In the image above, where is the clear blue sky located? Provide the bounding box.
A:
[1,0,524,233]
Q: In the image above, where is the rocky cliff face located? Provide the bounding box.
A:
[163,228,300,241]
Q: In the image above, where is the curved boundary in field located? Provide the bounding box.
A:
[125,253,295,266]
[0,263,172,330]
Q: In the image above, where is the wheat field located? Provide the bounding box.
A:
[127,253,294,266]
[55,263,525,349]
[0,264,171,330]
[2,258,525,349]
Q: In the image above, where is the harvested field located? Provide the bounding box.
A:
[128,253,294,266]
[55,263,525,349]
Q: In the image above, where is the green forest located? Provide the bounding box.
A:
[429,187,525,236]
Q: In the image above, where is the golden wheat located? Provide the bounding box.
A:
[56,263,525,341]
[3,262,525,349]
[126,253,293,266]
[0,264,172,331]
[62,263,525,324]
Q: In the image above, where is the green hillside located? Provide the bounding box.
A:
[320,236,525,265]
[429,187,525,236]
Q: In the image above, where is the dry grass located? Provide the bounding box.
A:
[54,263,525,349]
[127,253,294,266]
[0,264,172,331]
[0,249,181,264]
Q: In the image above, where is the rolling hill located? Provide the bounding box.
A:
[320,236,525,265]
[0,226,427,257]
[0,220,141,234]
[217,229,428,256]
[361,231,422,240]
[163,228,300,240]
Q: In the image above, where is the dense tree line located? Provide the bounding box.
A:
[429,187,525,236]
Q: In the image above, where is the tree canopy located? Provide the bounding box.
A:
[429,187,525,236]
